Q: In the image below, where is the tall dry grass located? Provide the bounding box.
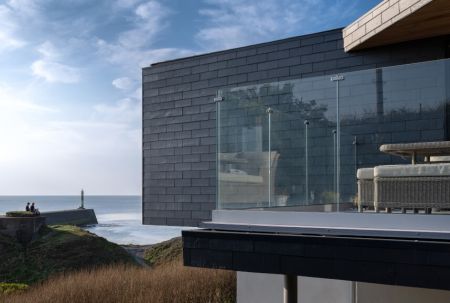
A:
[1,261,236,303]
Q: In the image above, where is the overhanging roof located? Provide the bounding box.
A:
[343,0,450,51]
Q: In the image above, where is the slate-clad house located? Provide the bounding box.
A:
[143,0,450,302]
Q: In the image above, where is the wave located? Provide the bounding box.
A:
[97,213,141,222]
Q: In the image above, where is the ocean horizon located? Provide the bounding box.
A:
[0,195,188,245]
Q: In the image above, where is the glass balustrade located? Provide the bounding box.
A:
[217,58,450,212]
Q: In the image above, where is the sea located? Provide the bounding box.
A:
[0,196,190,245]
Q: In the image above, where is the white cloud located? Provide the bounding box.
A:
[31,60,81,83]
[196,0,358,50]
[112,77,134,90]
[117,0,171,48]
[0,30,25,51]
[6,0,40,17]
[0,4,26,52]
[115,0,142,9]
[97,38,194,73]
[37,40,60,59]
[96,0,195,79]
[135,1,166,19]
[94,98,140,124]
[31,41,81,83]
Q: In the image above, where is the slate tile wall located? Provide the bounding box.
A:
[143,28,448,226]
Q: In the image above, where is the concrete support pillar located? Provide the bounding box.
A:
[283,275,297,303]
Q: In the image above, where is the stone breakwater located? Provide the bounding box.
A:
[42,209,97,226]
[0,209,97,243]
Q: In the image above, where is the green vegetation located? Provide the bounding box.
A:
[5,211,35,217]
[0,231,236,303]
[0,283,28,295]
[1,235,236,303]
[144,237,182,266]
[0,225,136,284]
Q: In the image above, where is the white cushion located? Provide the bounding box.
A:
[374,164,450,178]
[430,156,450,162]
[219,172,263,184]
[357,167,374,179]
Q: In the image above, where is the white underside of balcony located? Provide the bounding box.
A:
[202,209,450,240]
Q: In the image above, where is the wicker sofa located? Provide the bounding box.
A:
[373,164,450,212]
[357,163,450,213]
[357,168,374,212]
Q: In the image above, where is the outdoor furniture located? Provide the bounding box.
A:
[380,141,450,164]
[219,151,279,207]
[357,168,374,212]
[355,141,450,213]
[430,156,450,163]
[373,164,450,212]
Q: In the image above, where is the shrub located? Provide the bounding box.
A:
[0,283,28,295]
[320,191,337,204]
[5,211,35,218]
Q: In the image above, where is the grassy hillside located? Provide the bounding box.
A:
[1,262,236,303]
[0,225,136,284]
[1,235,236,303]
[144,237,182,266]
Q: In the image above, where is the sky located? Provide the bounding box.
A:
[0,0,381,195]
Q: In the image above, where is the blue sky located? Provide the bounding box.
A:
[0,0,381,195]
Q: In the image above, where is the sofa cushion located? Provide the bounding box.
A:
[357,167,374,179]
[374,164,450,178]
[430,156,450,162]
[219,172,263,184]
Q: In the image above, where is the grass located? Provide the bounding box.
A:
[144,237,182,266]
[0,225,136,284]
[0,283,28,295]
[0,230,236,303]
[5,211,35,217]
[1,261,236,303]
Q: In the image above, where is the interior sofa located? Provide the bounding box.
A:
[218,151,279,208]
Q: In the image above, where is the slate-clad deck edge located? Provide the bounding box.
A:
[183,229,450,291]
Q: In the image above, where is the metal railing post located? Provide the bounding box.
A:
[267,107,273,207]
[304,120,309,204]
[331,75,344,212]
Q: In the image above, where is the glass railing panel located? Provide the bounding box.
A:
[217,58,450,213]
[339,69,378,210]
[269,109,338,209]
[339,60,449,213]
[217,87,270,209]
